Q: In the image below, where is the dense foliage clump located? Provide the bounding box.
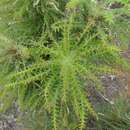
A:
[0,0,130,130]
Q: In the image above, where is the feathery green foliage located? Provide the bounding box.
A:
[0,0,130,130]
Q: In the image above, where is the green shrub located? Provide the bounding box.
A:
[0,0,130,130]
